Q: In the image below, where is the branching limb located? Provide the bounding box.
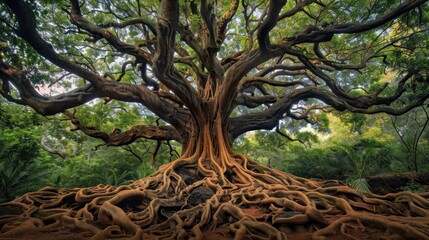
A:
[69,0,151,62]
[197,0,225,87]
[138,63,159,90]
[166,140,180,161]
[99,17,157,36]
[121,145,147,163]
[229,82,429,140]
[0,58,99,115]
[287,0,428,44]
[257,0,287,52]
[40,136,67,159]
[152,0,202,114]
[63,110,181,146]
[279,0,315,20]
[216,0,239,43]
[200,0,218,50]
[234,94,277,108]
[239,77,308,92]
[0,38,188,130]
[229,86,345,140]
[151,140,162,167]
[286,47,427,111]
[3,0,105,88]
[275,124,304,144]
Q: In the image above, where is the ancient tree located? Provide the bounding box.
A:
[1,0,429,239]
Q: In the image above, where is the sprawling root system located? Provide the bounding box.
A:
[1,154,429,239]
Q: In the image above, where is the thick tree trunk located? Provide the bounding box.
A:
[178,104,239,185]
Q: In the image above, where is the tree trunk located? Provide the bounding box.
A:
[179,102,244,185]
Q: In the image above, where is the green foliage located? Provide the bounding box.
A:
[286,147,345,180]
[46,138,171,188]
[335,112,367,134]
[388,106,429,172]
[399,182,425,193]
[0,158,36,202]
[235,110,429,194]
[347,178,372,194]
[0,101,51,202]
[0,99,169,202]
[260,138,393,194]
[0,128,39,164]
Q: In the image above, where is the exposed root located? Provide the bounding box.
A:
[1,155,429,240]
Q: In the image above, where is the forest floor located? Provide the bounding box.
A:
[191,172,429,240]
[1,172,428,239]
[0,213,418,240]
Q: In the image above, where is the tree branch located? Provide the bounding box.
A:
[217,0,239,43]
[151,140,162,167]
[287,0,427,44]
[0,58,99,115]
[257,0,287,52]
[99,17,157,36]
[234,94,277,108]
[4,0,105,88]
[40,136,67,159]
[63,110,181,146]
[152,0,202,114]
[69,0,151,62]
[275,124,304,144]
[229,82,429,140]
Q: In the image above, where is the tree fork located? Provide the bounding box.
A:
[1,0,429,239]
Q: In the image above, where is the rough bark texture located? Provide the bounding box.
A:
[1,0,429,239]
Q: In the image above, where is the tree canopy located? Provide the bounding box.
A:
[1,0,429,239]
[1,0,428,149]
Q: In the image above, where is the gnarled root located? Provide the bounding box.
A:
[1,155,429,239]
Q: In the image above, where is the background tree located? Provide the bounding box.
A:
[390,106,429,172]
[1,0,429,239]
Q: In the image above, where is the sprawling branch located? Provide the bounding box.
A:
[219,47,286,119]
[63,110,181,146]
[229,82,429,140]
[200,0,218,50]
[234,94,277,108]
[4,0,105,88]
[0,58,99,115]
[278,0,315,20]
[286,47,421,109]
[99,18,157,36]
[229,87,345,139]
[69,0,151,62]
[238,76,308,92]
[287,0,428,44]
[0,55,189,135]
